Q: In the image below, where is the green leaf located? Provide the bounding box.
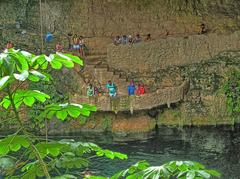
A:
[28,74,40,82]
[0,135,30,156]
[0,146,9,156]
[50,60,62,69]
[13,70,29,81]
[56,110,68,121]
[186,171,195,179]
[59,53,83,66]
[67,108,81,118]
[206,170,221,177]
[104,150,115,159]
[29,70,49,81]
[197,170,211,178]
[23,96,35,107]
[0,76,10,89]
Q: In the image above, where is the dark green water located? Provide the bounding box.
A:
[1,125,239,178]
[70,125,240,179]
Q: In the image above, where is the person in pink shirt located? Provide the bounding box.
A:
[55,42,63,52]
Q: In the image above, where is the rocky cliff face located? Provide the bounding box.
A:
[107,31,240,73]
[1,0,240,52]
[45,51,240,140]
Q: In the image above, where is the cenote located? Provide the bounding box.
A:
[51,125,240,179]
[1,0,240,178]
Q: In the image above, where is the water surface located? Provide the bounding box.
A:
[70,125,240,179]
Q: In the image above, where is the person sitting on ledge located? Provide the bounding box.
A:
[136,82,145,95]
[96,82,103,96]
[72,34,80,51]
[121,35,128,44]
[106,80,117,97]
[6,41,14,49]
[128,35,133,44]
[128,80,136,96]
[79,36,85,57]
[87,83,94,97]
[55,42,63,52]
[199,23,207,34]
[67,32,73,50]
[134,33,142,43]
[145,33,151,41]
[114,35,121,45]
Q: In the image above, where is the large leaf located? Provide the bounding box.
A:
[0,76,11,89]
[13,70,29,81]
[39,103,96,121]
[62,53,83,66]
[0,135,30,156]
[0,90,50,109]
[28,70,50,82]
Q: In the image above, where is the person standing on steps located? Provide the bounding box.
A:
[114,35,121,45]
[145,33,152,42]
[128,80,136,96]
[128,35,133,44]
[72,34,80,53]
[136,82,145,95]
[106,80,117,97]
[6,41,14,49]
[55,42,63,52]
[199,23,207,34]
[87,83,94,97]
[67,32,73,50]
[134,34,142,43]
[79,36,85,57]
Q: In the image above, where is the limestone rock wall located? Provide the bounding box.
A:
[1,0,240,52]
[107,31,240,73]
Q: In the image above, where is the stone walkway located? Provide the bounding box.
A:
[71,80,189,113]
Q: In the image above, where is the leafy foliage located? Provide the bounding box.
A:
[38,103,97,121]
[90,160,220,179]
[0,49,128,178]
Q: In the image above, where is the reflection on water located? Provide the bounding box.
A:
[66,125,240,179]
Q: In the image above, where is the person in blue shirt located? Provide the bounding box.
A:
[106,80,117,97]
[128,80,136,96]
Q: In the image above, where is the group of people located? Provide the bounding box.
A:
[114,33,151,45]
[86,80,145,97]
[87,82,104,97]
[55,33,86,56]
[87,81,116,97]
[127,80,145,96]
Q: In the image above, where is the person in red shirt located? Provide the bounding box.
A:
[6,41,13,49]
[136,83,145,95]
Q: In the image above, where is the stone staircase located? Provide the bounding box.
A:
[80,53,131,96]
[70,52,190,113]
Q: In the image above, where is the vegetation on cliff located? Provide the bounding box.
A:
[223,70,240,117]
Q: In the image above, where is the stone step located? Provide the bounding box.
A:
[113,70,122,75]
[94,68,109,73]
[96,64,109,69]
[118,78,127,82]
[86,54,107,61]
[86,51,107,56]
